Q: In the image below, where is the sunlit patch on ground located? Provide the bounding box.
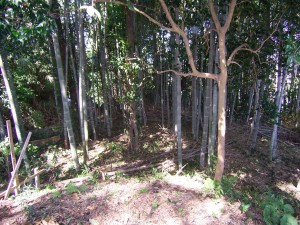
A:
[276,181,300,201]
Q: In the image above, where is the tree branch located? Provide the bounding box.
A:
[157,70,219,81]
[227,18,280,66]
[223,0,237,32]
[208,0,221,32]
[95,0,219,81]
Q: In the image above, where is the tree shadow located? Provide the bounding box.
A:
[0,177,256,225]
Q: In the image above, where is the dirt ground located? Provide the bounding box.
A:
[0,119,299,225]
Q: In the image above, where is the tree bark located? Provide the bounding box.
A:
[52,30,80,171]
[0,49,31,174]
[270,68,287,160]
[78,1,89,163]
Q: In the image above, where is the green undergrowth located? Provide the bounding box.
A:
[201,174,299,224]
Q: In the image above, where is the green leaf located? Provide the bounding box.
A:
[280,214,298,225]
[283,204,295,215]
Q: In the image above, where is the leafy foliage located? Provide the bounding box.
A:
[260,194,298,225]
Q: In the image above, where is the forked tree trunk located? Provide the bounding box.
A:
[96,0,237,181]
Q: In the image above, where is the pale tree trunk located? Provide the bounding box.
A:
[229,89,237,126]
[78,1,89,163]
[195,79,203,139]
[208,80,218,156]
[64,0,70,151]
[246,81,255,123]
[195,54,204,138]
[200,81,211,168]
[174,8,182,169]
[99,3,111,137]
[208,30,218,164]
[192,77,197,138]
[191,41,198,139]
[171,34,177,133]
[200,23,214,168]
[136,47,147,127]
[249,79,264,154]
[0,49,31,174]
[208,46,219,161]
[52,30,80,171]
[270,68,287,160]
[166,75,171,127]
[161,56,165,127]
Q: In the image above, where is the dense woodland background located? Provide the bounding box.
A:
[0,0,300,223]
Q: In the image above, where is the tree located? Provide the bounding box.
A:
[95,0,237,181]
[51,27,80,171]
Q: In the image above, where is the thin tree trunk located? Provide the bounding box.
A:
[174,8,182,169]
[201,22,214,168]
[99,4,111,137]
[246,82,255,123]
[270,68,287,160]
[166,75,170,127]
[191,40,198,139]
[78,1,89,163]
[52,30,80,171]
[229,90,237,126]
[196,79,203,138]
[161,56,164,127]
[0,49,30,174]
[0,112,5,141]
[249,79,263,154]
[208,80,218,157]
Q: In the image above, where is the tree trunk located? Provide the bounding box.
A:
[78,2,89,163]
[99,5,111,137]
[270,68,287,160]
[0,112,5,141]
[52,30,80,171]
[0,49,31,174]
[191,41,198,139]
[174,8,182,169]
[246,82,255,123]
[249,79,263,154]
